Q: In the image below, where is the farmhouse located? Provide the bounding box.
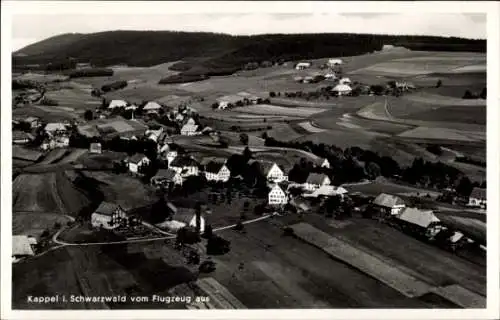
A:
[125,104,138,111]
[171,208,206,233]
[395,207,443,238]
[41,136,70,150]
[44,123,68,136]
[327,58,343,66]
[180,123,199,136]
[237,92,261,104]
[12,235,37,262]
[304,173,331,192]
[91,202,127,229]
[143,101,162,112]
[304,185,348,199]
[108,99,127,109]
[325,73,337,81]
[170,156,199,177]
[125,153,150,173]
[339,77,352,85]
[216,95,245,109]
[372,193,406,217]
[151,168,183,187]
[12,130,33,144]
[295,62,312,70]
[89,142,102,154]
[24,116,40,128]
[204,162,231,183]
[468,187,486,208]
[268,184,288,206]
[249,160,288,183]
[78,117,148,139]
[332,84,352,96]
[315,157,330,169]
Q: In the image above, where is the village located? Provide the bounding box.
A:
[11,45,487,309]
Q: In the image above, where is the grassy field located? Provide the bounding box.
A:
[13,211,71,239]
[232,104,326,117]
[44,87,102,112]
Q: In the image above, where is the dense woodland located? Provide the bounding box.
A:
[14,31,485,78]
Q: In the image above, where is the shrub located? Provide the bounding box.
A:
[101,80,128,92]
[159,74,208,84]
[40,97,59,106]
[68,68,114,78]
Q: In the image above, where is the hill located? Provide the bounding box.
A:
[13,31,486,76]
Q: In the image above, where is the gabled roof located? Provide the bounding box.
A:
[333,84,352,92]
[269,184,286,194]
[12,235,36,256]
[143,101,162,110]
[304,185,347,198]
[373,193,405,208]
[25,116,39,122]
[217,95,244,104]
[45,123,67,132]
[181,123,198,132]
[128,153,148,163]
[205,162,227,174]
[170,156,199,168]
[314,158,328,166]
[470,187,486,200]
[109,100,127,109]
[396,207,440,228]
[306,173,329,185]
[248,160,282,176]
[95,202,122,216]
[154,168,179,180]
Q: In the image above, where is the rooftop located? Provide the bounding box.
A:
[373,193,405,208]
[94,202,122,216]
[470,187,486,200]
[128,153,148,163]
[12,235,36,256]
[396,207,440,228]
[170,156,199,168]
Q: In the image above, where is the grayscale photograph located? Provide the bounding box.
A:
[4,1,494,315]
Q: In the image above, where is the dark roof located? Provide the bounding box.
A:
[154,168,178,180]
[373,193,405,208]
[470,187,486,200]
[170,156,198,167]
[128,153,148,163]
[205,162,226,174]
[12,130,32,140]
[95,202,121,216]
[306,173,329,185]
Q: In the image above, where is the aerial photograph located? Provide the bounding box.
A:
[8,7,489,311]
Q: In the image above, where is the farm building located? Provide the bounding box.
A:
[303,185,348,199]
[237,91,261,104]
[12,235,37,262]
[143,101,162,111]
[268,184,288,206]
[125,104,138,111]
[249,160,288,183]
[468,187,486,208]
[125,153,150,173]
[324,73,337,81]
[12,130,33,144]
[395,207,443,238]
[216,95,245,109]
[180,123,199,136]
[175,113,185,122]
[77,117,148,139]
[91,202,127,230]
[372,193,406,217]
[145,128,164,142]
[108,99,127,109]
[327,58,343,66]
[170,156,199,177]
[332,84,352,96]
[41,136,70,150]
[151,168,183,187]
[24,116,41,128]
[315,158,330,169]
[339,77,352,85]
[44,122,68,136]
[89,142,102,154]
[160,207,206,233]
[204,162,231,183]
[304,173,331,192]
[295,62,312,70]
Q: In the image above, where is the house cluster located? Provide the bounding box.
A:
[215,91,265,110]
[41,122,71,150]
[369,193,480,251]
[467,187,486,209]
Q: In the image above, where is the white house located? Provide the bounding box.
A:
[339,77,352,85]
[332,84,352,96]
[315,158,330,169]
[126,153,150,173]
[108,99,127,109]
[91,202,127,229]
[303,185,348,199]
[12,235,37,261]
[396,207,443,238]
[250,160,288,183]
[324,73,337,81]
[125,104,138,111]
[89,142,102,154]
[180,123,199,136]
[44,123,67,137]
[171,208,206,233]
[328,58,343,66]
[143,101,162,112]
[268,184,288,206]
[468,187,486,208]
[185,117,196,125]
[372,193,406,217]
[216,95,244,109]
[295,62,312,70]
[304,173,331,192]
[145,128,163,142]
[169,156,199,177]
[151,168,183,187]
[204,162,231,183]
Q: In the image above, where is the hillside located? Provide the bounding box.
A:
[13,31,486,76]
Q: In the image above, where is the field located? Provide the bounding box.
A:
[13,146,43,162]
[13,211,71,239]
[44,86,102,113]
[232,104,326,117]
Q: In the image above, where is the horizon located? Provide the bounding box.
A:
[12,13,486,51]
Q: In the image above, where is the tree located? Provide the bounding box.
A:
[436,80,442,88]
[269,91,276,98]
[240,133,249,145]
[202,224,214,239]
[242,146,252,160]
[480,87,486,99]
[242,201,250,219]
[84,109,93,121]
[462,90,474,99]
[364,162,381,180]
[194,202,203,234]
[456,176,473,198]
[176,227,201,246]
